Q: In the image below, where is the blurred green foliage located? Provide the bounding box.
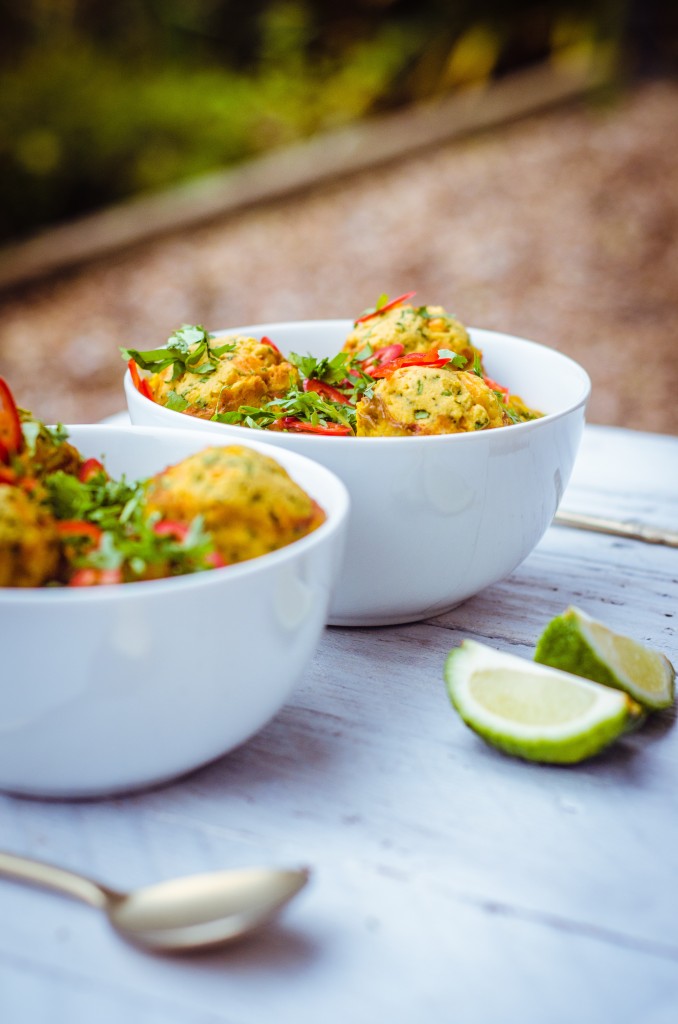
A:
[0,1,673,242]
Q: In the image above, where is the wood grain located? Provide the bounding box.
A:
[1,424,677,1024]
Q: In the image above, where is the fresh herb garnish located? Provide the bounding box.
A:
[18,416,68,456]
[122,325,236,382]
[81,512,217,578]
[288,350,352,385]
[46,469,143,530]
[438,349,467,368]
[214,387,357,433]
[354,293,389,322]
[166,390,189,412]
[44,469,219,578]
[287,350,374,405]
[500,402,528,425]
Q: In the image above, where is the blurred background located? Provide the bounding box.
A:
[0,0,677,431]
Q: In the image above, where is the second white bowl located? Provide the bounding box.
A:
[126,322,590,627]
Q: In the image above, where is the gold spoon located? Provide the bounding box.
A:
[0,850,309,952]
[553,510,678,548]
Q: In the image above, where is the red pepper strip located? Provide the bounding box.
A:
[370,349,452,379]
[78,457,107,483]
[69,567,122,587]
[56,520,103,544]
[354,291,417,325]
[483,376,510,404]
[361,343,405,375]
[279,416,351,436]
[302,378,352,405]
[205,550,228,569]
[127,359,154,401]
[260,335,282,356]
[0,377,23,457]
[0,464,17,484]
[154,520,227,567]
[153,519,190,542]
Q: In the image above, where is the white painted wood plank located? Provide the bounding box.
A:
[1,425,678,1023]
[2,861,678,1024]
[560,424,678,523]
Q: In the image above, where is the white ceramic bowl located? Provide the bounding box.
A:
[126,322,591,627]
[0,425,348,798]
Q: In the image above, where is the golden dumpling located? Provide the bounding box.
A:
[356,365,510,437]
[144,445,324,564]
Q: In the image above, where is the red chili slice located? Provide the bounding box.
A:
[278,416,351,436]
[154,520,226,567]
[127,359,154,401]
[153,519,190,542]
[78,457,106,483]
[302,378,352,405]
[68,567,122,587]
[56,520,103,544]
[260,335,282,356]
[354,291,417,325]
[205,550,228,569]
[360,343,405,375]
[370,349,452,379]
[0,377,23,457]
[483,376,510,404]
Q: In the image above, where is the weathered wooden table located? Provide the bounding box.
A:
[1,424,676,1024]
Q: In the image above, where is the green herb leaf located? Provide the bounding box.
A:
[214,387,358,433]
[288,350,351,385]
[438,349,467,368]
[166,391,189,412]
[45,468,221,579]
[121,325,235,380]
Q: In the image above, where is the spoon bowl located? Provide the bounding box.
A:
[108,866,310,951]
[0,851,309,952]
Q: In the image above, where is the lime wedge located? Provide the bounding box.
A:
[534,606,675,710]
[444,640,643,764]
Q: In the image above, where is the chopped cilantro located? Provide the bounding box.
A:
[354,343,373,361]
[501,403,525,425]
[122,324,236,382]
[18,416,68,456]
[20,420,41,454]
[214,387,358,434]
[354,294,389,321]
[166,390,189,412]
[44,468,220,579]
[286,349,374,406]
[288,350,352,385]
[438,349,467,368]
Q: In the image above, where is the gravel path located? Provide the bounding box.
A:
[0,79,676,434]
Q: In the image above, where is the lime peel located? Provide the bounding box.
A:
[534,606,675,711]
[444,640,644,764]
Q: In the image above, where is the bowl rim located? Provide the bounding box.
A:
[0,423,349,604]
[124,320,592,446]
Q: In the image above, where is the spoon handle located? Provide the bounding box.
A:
[553,510,678,548]
[0,850,112,909]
